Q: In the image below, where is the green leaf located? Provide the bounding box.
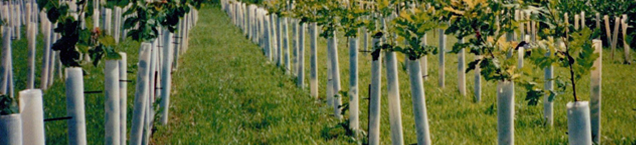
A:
[0,94,17,115]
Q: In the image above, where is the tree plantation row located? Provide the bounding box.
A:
[0,0,200,144]
[221,0,634,144]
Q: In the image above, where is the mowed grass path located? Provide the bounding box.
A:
[152,5,346,144]
[157,5,636,144]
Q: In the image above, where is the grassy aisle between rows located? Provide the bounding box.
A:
[152,5,348,144]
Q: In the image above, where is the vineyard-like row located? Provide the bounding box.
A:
[221,0,634,144]
[0,0,200,144]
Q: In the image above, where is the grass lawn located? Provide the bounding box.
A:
[1,3,635,145]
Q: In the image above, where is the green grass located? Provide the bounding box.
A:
[1,4,635,145]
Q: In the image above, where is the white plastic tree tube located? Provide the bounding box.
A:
[105,8,112,35]
[474,56,482,102]
[567,101,593,145]
[1,27,11,94]
[118,52,127,145]
[363,27,368,52]
[458,38,466,96]
[57,51,64,81]
[147,41,158,116]
[291,19,298,76]
[497,80,514,145]
[575,15,580,30]
[518,46,524,69]
[326,39,333,109]
[283,18,291,72]
[622,14,629,63]
[40,21,51,90]
[421,34,428,80]
[66,67,87,145]
[386,50,404,145]
[130,43,151,145]
[611,16,620,59]
[310,22,318,98]
[368,42,382,145]
[0,114,22,145]
[184,13,190,53]
[544,48,554,126]
[242,4,247,35]
[590,39,602,143]
[173,20,181,71]
[329,32,342,119]
[603,15,611,55]
[270,14,278,63]
[595,13,600,31]
[13,5,21,39]
[264,14,272,61]
[25,3,31,25]
[252,8,257,44]
[408,59,432,145]
[438,28,446,88]
[258,11,264,52]
[277,15,283,67]
[581,12,586,29]
[105,60,121,145]
[27,23,36,89]
[49,35,58,87]
[114,7,121,43]
[92,0,99,29]
[297,23,305,88]
[19,89,44,145]
[348,36,359,133]
[161,30,174,125]
[246,5,251,39]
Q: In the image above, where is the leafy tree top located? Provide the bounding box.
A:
[529,0,601,102]
[392,5,447,60]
